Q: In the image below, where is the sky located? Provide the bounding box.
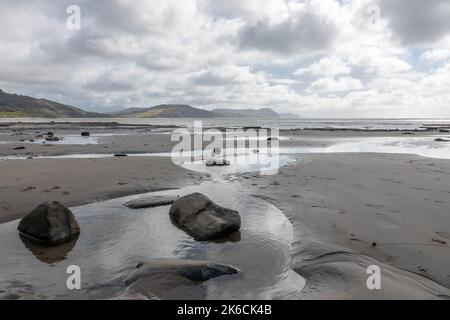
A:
[1,0,450,117]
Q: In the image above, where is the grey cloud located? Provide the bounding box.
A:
[84,76,136,93]
[377,0,450,45]
[238,13,337,56]
[199,0,256,19]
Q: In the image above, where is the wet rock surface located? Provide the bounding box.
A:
[18,201,80,245]
[124,258,239,285]
[169,193,240,240]
[124,195,178,209]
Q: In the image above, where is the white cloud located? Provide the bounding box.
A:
[421,49,450,62]
[294,56,351,77]
[309,77,363,93]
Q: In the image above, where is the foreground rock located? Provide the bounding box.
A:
[124,258,239,285]
[125,195,178,209]
[18,201,80,245]
[169,193,240,240]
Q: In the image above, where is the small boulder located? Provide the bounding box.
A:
[169,193,240,240]
[114,153,128,157]
[124,258,239,285]
[81,131,90,137]
[18,201,80,245]
[205,158,230,166]
[435,138,450,142]
[125,195,178,209]
[13,146,25,150]
[45,136,60,142]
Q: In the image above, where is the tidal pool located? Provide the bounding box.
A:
[0,182,304,299]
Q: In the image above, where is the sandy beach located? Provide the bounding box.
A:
[1,121,450,299]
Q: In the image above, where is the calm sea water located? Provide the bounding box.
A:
[2,118,450,130]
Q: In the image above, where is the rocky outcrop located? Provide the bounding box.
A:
[124,258,239,285]
[169,193,240,240]
[18,201,80,245]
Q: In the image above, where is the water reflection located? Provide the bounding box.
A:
[19,233,79,264]
[0,182,305,299]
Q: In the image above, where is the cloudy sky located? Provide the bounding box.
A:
[1,0,450,117]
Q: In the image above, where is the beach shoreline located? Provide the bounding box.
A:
[1,121,450,299]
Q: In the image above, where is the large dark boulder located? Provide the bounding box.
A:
[124,258,239,285]
[18,201,80,245]
[169,193,240,240]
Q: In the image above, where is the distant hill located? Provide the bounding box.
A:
[0,89,286,119]
[279,112,300,118]
[114,104,217,118]
[0,89,105,118]
[211,108,280,118]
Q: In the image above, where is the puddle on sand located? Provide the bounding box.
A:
[279,136,450,159]
[0,182,305,299]
[12,135,99,145]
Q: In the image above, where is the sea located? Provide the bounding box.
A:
[2,118,450,130]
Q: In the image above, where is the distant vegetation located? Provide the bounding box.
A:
[0,89,287,119]
[113,104,217,118]
[0,89,104,118]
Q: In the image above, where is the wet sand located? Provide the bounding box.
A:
[1,122,450,299]
[0,157,208,223]
[235,153,450,299]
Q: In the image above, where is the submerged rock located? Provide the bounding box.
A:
[205,158,230,166]
[18,201,80,245]
[169,193,240,240]
[124,258,239,285]
[125,195,178,209]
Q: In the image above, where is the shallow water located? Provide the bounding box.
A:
[279,136,450,159]
[30,135,99,145]
[0,182,304,299]
[2,135,450,162]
